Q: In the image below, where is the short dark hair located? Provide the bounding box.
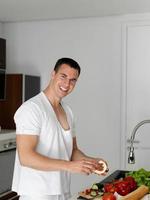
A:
[54,58,81,76]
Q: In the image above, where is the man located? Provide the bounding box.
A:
[12,58,108,200]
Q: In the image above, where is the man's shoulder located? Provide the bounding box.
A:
[17,92,44,113]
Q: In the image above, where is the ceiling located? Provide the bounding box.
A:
[1,0,150,22]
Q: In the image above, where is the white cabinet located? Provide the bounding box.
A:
[121,22,150,170]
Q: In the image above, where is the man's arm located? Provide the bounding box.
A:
[16,134,70,171]
[17,134,98,175]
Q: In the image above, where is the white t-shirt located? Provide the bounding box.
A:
[12,92,76,196]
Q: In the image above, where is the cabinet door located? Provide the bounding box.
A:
[121,22,150,170]
[0,70,6,100]
[0,74,22,129]
[0,38,6,69]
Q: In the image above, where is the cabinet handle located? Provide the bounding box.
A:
[127,139,140,143]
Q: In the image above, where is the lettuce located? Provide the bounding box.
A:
[126,168,150,190]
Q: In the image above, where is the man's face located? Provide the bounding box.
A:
[51,64,79,99]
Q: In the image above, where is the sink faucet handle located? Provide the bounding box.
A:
[128,146,135,164]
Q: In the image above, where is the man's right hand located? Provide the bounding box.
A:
[67,159,99,175]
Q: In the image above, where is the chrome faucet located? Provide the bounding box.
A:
[128,119,150,164]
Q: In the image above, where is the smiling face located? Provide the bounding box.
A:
[51,64,79,100]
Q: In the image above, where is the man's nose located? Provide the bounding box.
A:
[64,79,70,86]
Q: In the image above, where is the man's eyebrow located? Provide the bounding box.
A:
[60,73,67,76]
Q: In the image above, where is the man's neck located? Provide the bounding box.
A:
[43,86,61,108]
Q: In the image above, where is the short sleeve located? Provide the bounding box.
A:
[14,101,42,135]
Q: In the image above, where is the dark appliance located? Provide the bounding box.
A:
[0,38,6,69]
[0,131,16,195]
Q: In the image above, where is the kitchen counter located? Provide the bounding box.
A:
[1,191,149,200]
[71,194,150,200]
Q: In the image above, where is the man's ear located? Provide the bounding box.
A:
[51,70,56,79]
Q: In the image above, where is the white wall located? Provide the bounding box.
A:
[3,17,122,194]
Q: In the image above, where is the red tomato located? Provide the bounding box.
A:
[124,176,135,182]
[103,176,137,198]
[115,180,131,196]
[85,188,91,195]
[102,193,116,200]
[104,183,116,193]
[124,176,137,191]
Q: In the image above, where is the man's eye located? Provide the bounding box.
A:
[70,79,77,84]
[60,75,65,79]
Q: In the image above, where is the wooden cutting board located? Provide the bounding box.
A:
[78,191,102,199]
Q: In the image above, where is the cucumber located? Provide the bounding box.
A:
[98,191,104,196]
[91,183,99,190]
[90,190,98,197]
[91,183,104,191]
